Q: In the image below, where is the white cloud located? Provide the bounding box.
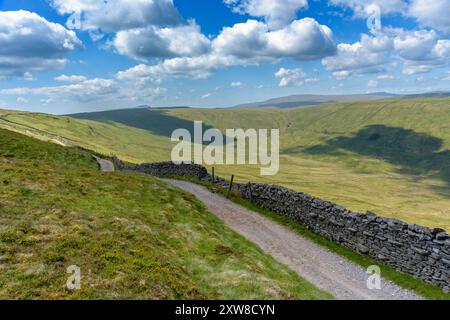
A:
[274,67,306,86]
[231,81,244,87]
[322,35,389,79]
[201,93,211,99]
[1,78,117,102]
[367,80,378,88]
[329,0,406,17]
[323,28,450,79]
[50,1,212,62]
[0,10,82,78]
[224,0,308,29]
[1,77,166,105]
[304,77,320,84]
[409,0,450,35]
[55,74,87,82]
[40,98,54,106]
[17,97,29,104]
[213,19,336,62]
[329,0,450,36]
[116,54,234,82]
[377,74,395,80]
[117,18,335,82]
[114,22,211,60]
[50,0,182,33]
[389,28,450,74]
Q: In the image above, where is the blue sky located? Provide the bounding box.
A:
[0,0,449,114]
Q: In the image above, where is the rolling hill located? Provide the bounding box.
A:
[0,127,331,299]
[1,97,449,230]
[232,92,398,109]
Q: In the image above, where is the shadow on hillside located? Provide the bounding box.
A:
[302,125,450,189]
[70,108,224,144]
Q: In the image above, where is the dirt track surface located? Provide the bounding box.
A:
[94,156,114,172]
[164,179,423,300]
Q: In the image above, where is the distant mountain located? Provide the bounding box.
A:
[402,91,450,99]
[233,93,399,109]
[136,105,152,109]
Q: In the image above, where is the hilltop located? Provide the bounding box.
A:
[232,92,398,109]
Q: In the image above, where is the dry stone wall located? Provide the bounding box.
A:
[128,161,209,180]
[122,160,450,289]
[238,183,450,289]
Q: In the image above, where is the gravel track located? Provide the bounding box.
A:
[164,179,423,300]
[94,156,114,172]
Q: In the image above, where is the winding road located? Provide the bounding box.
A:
[164,179,423,300]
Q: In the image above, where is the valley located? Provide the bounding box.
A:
[1,97,449,230]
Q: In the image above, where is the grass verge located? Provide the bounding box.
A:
[166,175,450,300]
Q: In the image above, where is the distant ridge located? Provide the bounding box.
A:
[232,93,399,109]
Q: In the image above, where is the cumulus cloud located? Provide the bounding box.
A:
[329,0,450,36]
[17,97,29,104]
[367,79,378,88]
[114,22,211,60]
[231,82,244,87]
[213,19,336,61]
[322,36,389,79]
[329,0,406,17]
[274,67,306,86]
[117,55,235,82]
[1,77,166,104]
[50,0,211,61]
[323,28,450,79]
[0,10,82,78]
[409,0,450,35]
[55,74,87,82]
[50,0,182,32]
[389,28,450,74]
[1,78,117,102]
[377,74,396,80]
[117,18,336,82]
[224,0,308,29]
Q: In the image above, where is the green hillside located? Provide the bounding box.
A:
[0,128,331,299]
[1,98,449,230]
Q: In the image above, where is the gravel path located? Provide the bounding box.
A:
[164,179,423,300]
[94,156,114,172]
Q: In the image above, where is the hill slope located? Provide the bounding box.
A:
[233,93,398,109]
[0,128,331,299]
[1,97,449,230]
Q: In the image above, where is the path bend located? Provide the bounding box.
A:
[164,179,423,300]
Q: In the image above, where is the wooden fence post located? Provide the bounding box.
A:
[212,167,215,184]
[227,175,235,198]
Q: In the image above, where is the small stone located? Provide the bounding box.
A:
[308,212,318,218]
[357,245,369,254]
[411,246,430,256]
[363,231,375,237]
[388,239,402,246]
[436,232,450,241]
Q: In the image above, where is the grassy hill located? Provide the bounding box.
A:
[1,97,449,230]
[0,128,331,299]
